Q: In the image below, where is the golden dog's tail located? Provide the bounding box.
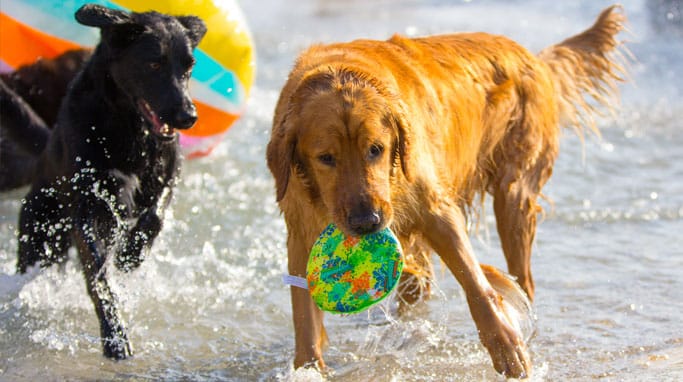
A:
[539,5,628,137]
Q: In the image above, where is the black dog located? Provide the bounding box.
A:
[0,49,91,190]
[1,48,91,129]
[0,4,206,359]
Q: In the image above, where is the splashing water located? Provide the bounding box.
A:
[2,0,683,380]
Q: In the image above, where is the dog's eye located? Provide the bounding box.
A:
[318,153,335,167]
[149,62,161,70]
[368,144,384,159]
[183,59,196,76]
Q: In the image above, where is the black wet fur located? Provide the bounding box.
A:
[1,4,206,359]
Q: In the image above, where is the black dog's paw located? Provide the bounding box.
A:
[115,211,162,272]
[114,249,145,273]
[102,334,133,360]
[136,210,163,235]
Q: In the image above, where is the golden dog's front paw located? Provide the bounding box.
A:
[481,328,531,379]
[471,288,533,378]
[294,351,326,371]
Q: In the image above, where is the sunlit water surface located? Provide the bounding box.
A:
[1,0,682,380]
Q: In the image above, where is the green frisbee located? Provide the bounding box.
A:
[306,223,404,314]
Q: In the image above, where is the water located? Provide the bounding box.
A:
[1,0,682,380]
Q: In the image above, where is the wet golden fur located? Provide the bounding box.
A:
[267,5,626,378]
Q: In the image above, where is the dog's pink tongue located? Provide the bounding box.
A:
[138,100,175,137]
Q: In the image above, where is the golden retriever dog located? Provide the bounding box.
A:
[267,5,626,378]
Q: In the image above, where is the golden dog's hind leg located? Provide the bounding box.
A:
[495,150,557,303]
[489,59,560,302]
[396,235,434,312]
[422,204,531,378]
[493,179,540,302]
[492,128,557,302]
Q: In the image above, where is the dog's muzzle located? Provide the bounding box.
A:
[138,100,197,140]
[348,210,383,235]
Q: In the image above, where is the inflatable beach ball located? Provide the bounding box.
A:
[0,0,255,158]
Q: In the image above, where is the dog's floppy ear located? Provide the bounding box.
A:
[390,103,414,182]
[267,117,297,202]
[75,4,131,27]
[75,4,144,50]
[176,16,208,48]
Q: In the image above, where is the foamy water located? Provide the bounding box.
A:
[1,0,682,380]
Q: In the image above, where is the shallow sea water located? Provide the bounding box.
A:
[1,0,682,380]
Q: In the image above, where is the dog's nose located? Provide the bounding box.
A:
[174,108,198,129]
[348,211,381,235]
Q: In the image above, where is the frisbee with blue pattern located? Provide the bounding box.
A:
[306,223,404,314]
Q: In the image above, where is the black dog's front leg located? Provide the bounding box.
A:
[115,183,173,272]
[115,209,162,272]
[73,206,133,360]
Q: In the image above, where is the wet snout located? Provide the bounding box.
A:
[160,84,198,129]
[347,201,383,236]
[336,160,391,236]
[172,102,198,129]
